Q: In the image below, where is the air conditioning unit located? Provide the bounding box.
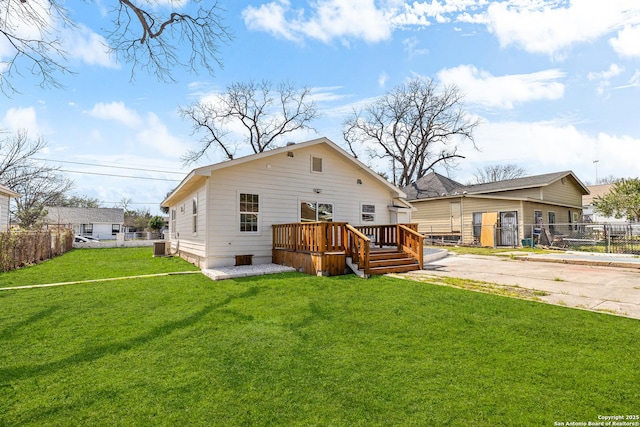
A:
[153,241,168,257]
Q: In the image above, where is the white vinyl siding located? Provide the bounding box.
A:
[200,143,397,268]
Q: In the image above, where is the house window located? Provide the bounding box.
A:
[240,193,259,232]
[311,156,323,173]
[361,204,375,222]
[112,224,121,235]
[171,208,176,237]
[192,196,198,234]
[472,212,483,238]
[548,211,555,234]
[534,210,543,227]
[82,224,93,235]
[301,202,333,222]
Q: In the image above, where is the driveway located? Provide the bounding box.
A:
[400,253,640,320]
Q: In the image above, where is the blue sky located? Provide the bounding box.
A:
[1,0,640,215]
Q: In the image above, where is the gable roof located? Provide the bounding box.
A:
[403,170,589,201]
[44,207,124,224]
[162,137,407,207]
[0,183,20,198]
[403,172,466,200]
[583,184,613,206]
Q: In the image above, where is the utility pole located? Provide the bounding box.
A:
[593,159,599,184]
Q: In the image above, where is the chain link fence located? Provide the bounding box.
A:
[423,222,640,254]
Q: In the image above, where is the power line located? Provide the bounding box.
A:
[59,169,181,182]
[34,157,186,175]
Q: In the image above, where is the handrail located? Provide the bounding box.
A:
[397,224,424,269]
[345,224,371,276]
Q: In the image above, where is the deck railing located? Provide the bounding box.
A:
[345,224,371,275]
[397,224,424,269]
[272,222,347,253]
[273,222,423,272]
[355,223,418,247]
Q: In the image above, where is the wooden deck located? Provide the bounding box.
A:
[272,222,423,278]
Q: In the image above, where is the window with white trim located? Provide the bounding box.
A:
[361,204,375,222]
[301,201,333,222]
[240,193,259,232]
[311,156,323,173]
[192,196,198,234]
[170,208,176,237]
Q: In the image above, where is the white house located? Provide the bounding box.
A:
[0,184,20,231]
[161,137,414,270]
[44,207,125,239]
[582,184,628,224]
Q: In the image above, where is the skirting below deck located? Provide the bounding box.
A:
[273,249,347,276]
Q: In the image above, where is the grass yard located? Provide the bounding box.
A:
[0,247,199,288]
[1,248,638,426]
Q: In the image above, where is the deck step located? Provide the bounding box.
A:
[367,250,421,275]
[369,257,417,268]
[370,252,408,261]
[369,265,420,275]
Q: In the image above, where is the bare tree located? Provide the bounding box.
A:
[343,78,479,188]
[180,80,319,163]
[471,164,527,184]
[0,0,231,94]
[0,130,73,228]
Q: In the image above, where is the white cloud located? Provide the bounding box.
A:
[403,36,429,58]
[459,119,639,184]
[392,0,488,27]
[484,1,640,57]
[2,107,39,133]
[136,113,189,158]
[378,72,389,88]
[63,26,116,68]
[587,64,624,95]
[437,65,565,109]
[610,25,640,58]
[87,102,142,128]
[243,0,392,44]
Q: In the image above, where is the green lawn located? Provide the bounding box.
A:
[1,248,638,426]
[0,247,199,287]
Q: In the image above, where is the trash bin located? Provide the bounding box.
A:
[521,238,533,248]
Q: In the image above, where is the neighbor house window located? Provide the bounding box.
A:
[112,224,121,235]
[472,212,483,238]
[534,210,543,227]
[240,193,259,232]
[301,202,333,222]
[192,196,198,234]
[311,156,323,173]
[82,224,93,235]
[548,211,555,233]
[361,204,375,222]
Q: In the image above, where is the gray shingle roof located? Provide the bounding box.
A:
[402,170,588,201]
[44,207,124,224]
[402,172,466,200]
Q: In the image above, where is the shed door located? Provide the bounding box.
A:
[450,202,461,233]
[499,211,518,246]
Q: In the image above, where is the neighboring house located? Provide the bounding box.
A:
[161,137,414,269]
[0,184,20,231]
[44,207,125,239]
[582,184,628,224]
[402,171,589,246]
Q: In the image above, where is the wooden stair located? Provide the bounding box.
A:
[347,249,421,277]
